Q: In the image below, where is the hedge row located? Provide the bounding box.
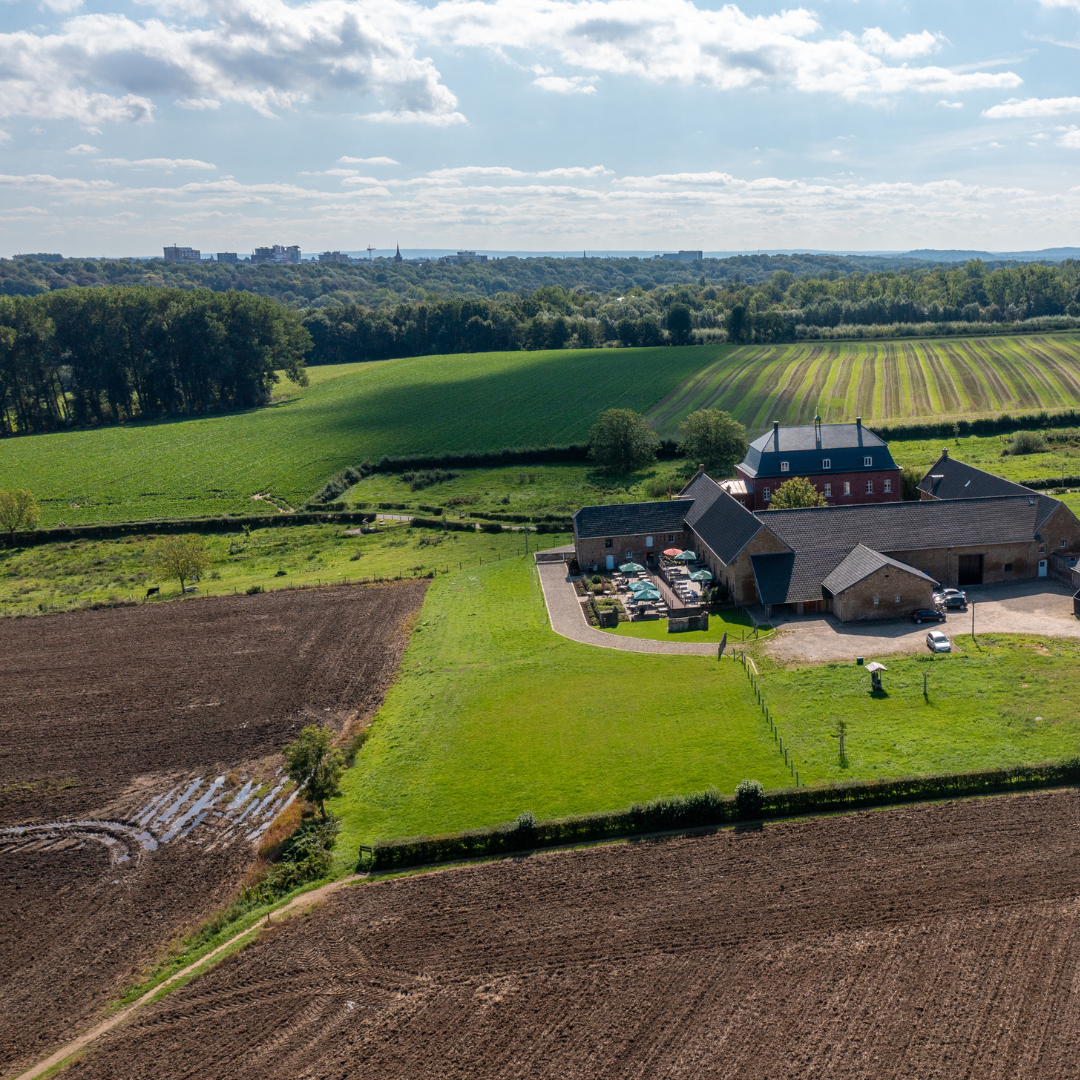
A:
[407,516,572,534]
[1019,475,1080,491]
[875,409,1080,443]
[12,509,378,547]
[364,757,1080,870]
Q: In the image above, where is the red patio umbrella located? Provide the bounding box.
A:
[662,548,682,557]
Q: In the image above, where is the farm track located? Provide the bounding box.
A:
[647,333,1080,435]
[59,789,1080,1080]
[0,583,426,1075]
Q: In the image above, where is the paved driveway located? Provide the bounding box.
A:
[763,580,1080,663]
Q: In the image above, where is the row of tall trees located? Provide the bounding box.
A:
[0,288,309,434]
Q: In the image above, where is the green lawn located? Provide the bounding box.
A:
[760,635,1080,784]
[330,556,791,866]
[647,334,1080,437]
[601,609,766,644]
[0,346,718,527]
[889,429,1080,485]
[0,519,560,617]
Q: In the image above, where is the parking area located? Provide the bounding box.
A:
[762,580,1080,663]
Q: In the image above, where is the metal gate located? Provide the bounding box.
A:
[958,553,984,587]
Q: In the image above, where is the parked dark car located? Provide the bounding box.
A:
[934,589,967,609]
[911,608,946,624]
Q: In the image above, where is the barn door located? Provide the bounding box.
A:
[957,554,983,587]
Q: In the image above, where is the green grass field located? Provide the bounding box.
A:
[761,635,1080,784]
[889,430,1080,484]
[330,556,791,866]
[647,334,1080,437]
[600,609,765,644]
[0,346,717,527]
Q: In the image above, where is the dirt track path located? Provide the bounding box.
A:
[536,562,717,655]
[12,876,361,1080]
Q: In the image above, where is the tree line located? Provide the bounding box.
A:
[0,287,309,433]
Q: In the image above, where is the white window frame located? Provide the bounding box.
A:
[780,461,790,472]
[823,483,832,497]
[645,536,653,548]
[763,487,772,501]
[821,458,831,470]
[883,479,892,493]
[843,482,851,495]
[863,456,873,467]
[866,480,874,494]
[873,595,880,605]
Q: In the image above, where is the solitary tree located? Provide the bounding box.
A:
[0,488,40,545]
[588,409,659,473]
[151,534,212,593]
[768,476,827,509]
[677,409,747,476]
[283,725,345,819]
[666,303,693,346]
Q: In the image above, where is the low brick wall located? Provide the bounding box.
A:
[668,612,709,633]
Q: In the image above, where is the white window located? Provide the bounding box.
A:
[780,461,790,472]
[822,458,831,470]
[763,487,772,501]
[894,594,901,603]
[873,595,880,605]
[866,480,874,494]
[843,482,851,495]
[626,551,633,559]
[824,483,832,497]
[883,479,892,493]
[863,456,873,467]
[645,536,653,548]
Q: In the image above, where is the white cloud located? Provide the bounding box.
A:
[67,143,98,154]
[98,157,216,169]
[176,98,221,111]
[1058,126,1080,148]
[39,0,84,11]
[983,96,1080,118]
[856,28,941,60]
[1037,0,1080,8]
[937,100,963,109]
[0,129,9,144]
[338,155,400,165]
[533,74,598,94]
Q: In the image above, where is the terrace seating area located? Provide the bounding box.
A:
[598,550,714,621]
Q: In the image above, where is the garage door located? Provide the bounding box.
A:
[958,553,984,587]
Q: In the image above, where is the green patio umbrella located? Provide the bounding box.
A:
[628,579,655,592]
[631,588,661,602]
[689,569,714,582]
[619,562,646,573]
[674,550,698,562]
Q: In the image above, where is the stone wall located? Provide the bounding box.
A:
[831,564,936,621]
[574,528,691,571]
[668,613,709,633]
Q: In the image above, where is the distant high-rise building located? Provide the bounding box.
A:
[164,245,201,263]
[253,244,301,264]
[657,250,703,263]
[438,250,488,265]
[319,251,352,264]
[216,252,239,265]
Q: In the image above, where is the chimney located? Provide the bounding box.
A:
[697,462,705,475]
[773,420,780,449]
[942,447,949,459]
[856,416,862,445]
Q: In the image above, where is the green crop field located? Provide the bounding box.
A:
[330,555,791,866]
[760,636,1080,785]
[0,345,718,527]
[647,334,1080,437]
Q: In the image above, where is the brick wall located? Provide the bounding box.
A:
[575,528,692,570]
[831,565,936,621]
[694,528,790,606]
[738,466,901,511]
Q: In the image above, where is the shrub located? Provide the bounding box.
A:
[734,779,765,818]
[401,469,458,491]
[245,584,264,595]
[479,521,504,533]
[1004,430,1047,456]
[591,574,602,584]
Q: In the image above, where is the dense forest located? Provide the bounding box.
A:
[6,255,1080,431]
[0,288,308,434]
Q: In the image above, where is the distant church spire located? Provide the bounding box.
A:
[392,243,403,264]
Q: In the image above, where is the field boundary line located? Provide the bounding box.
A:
[12,875,362,1080]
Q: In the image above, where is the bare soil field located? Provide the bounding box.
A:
[64,789,1080,1080]
[0,584,425,1076]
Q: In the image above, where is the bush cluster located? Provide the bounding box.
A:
[365,758,1080,870]
[401,469,457,491]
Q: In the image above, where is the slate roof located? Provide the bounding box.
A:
[573,500,692,539]
[750,551,838,606]
[680,471,770,564]
[740,422,897,479]
[821,544,938,595]
[917,454,1031,501]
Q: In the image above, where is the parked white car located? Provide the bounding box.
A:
[926,629,952,653]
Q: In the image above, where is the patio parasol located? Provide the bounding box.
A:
[662,548,682,557]
[619,562,646,573]
[632,587,662,602]
[674,550,698,562]
[689,569,714,582]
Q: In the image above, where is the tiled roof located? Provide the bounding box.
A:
[741,422,897,479]
[750,551,839,605]
[573,500,692,539]
[821,544,938,595]
[681,471,770,564]
[917,454,1030,500]
[760,494,1053,554]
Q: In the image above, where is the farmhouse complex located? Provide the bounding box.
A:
[573,423,1080,621]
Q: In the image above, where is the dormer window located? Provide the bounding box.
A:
[822,458,831,470]
[863,456,873,467]
[780,461,790,472]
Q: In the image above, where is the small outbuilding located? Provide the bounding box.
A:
[821,544,939,621]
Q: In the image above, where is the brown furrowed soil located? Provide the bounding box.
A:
[65,789,1080,1080]
[0,584,426,1076]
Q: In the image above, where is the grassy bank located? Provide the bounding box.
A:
[600,609,766,644]
[0,346,715,527]
[330,556,790,867]
[760,635,1080,784]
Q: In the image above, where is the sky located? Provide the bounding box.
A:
[2,0,1080,256]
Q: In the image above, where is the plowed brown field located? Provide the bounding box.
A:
[65,789,1080,1080]
[0,584,426,1075]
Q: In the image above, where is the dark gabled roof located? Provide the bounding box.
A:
[573,499,691,539]
[917,454,1031,501]
[680,470,772,565]
[821,544,938,595]
[759,494,1056,555]
[741,422,896,479]
[1035,495,1062,531]
[750,551,843,605]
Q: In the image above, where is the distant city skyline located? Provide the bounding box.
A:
[2,0,1080,254]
